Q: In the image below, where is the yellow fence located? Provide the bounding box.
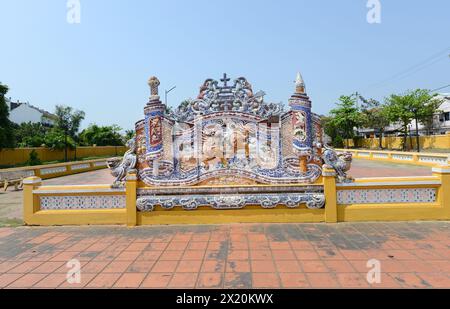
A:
[22,166,450,226]
[0,158,112,183]
[337,149,450,167]
[0,146,127,166]
[346,133,450,150]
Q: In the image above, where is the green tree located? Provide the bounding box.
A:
[385,89,443,152]
[54,105,85,161]
[26,150,42,166]
[123,129,135,142]
[359,96,390,149]
[0,83,15,149]
[79,124,124,146]
[44,129,76,150]
[327,95,364,148]
[321,116,343,148]
[13,122,49,147]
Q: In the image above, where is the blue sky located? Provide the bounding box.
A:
[1,0,449,131]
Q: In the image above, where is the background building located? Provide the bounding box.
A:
[5,97,56,126]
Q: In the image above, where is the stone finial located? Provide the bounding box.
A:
[295,72,305,93]
[148,76,160,97]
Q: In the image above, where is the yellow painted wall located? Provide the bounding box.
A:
[0,146,126,166]
[22,166,450,226]
[347,133,450,150]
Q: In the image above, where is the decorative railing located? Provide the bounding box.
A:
[23,179,126,226]
[22,165,450,226]
[0,158,111,185]
[337,149,450,167]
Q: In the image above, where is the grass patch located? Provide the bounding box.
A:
[0,218,23,227]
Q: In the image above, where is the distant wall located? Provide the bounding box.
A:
[347,133,450,150]
[0,146,127,166]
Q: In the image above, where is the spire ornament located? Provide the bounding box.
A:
[148,76,161,101]
[295,72,305,93]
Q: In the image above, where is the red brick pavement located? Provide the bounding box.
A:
[0,222,449,288]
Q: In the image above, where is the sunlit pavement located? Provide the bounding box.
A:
[0,222,449,288]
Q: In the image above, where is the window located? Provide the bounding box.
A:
[445,112,450,122]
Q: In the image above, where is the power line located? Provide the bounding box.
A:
[431,84,450,92]
[362,46,450,91]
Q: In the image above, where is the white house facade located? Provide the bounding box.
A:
[6,98,56,126]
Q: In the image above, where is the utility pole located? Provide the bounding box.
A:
[165,86,176,106]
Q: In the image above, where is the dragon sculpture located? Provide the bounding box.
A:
[322,145,353,182]
[107,139,137,188]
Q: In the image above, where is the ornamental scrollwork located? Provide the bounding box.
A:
[135,193,325,212]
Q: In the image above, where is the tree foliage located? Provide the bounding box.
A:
[54,105,85,139]
[326,95,364,148]
[0,83,15,149]
[385,89,443,151]
[13,122,48,147]
[359,96,390,149]
[79,124,124,146]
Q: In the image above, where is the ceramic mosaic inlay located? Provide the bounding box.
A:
[392,154,413,161]
[337,188,436,205]
[71,163,90,170]
[40,166,67,175]
[40,195,126,210]
[419,156,448,165]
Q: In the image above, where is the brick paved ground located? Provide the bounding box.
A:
[0,222,448,289]
[0,159,433,225]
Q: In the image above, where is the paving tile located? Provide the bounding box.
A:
[336,273,370,288]
[188,242,208,250]
[250,250,272,260]
[300,260,329,273]
[182,250,205,260]
[81,261,111,273]
[7,273,47,288]
[272,250,296,260]
[252,273,280,288]
[227,250,249,260]
[294,250,320,260]
[102,261,133,273]
[279,273,309,288]
[113,273,146,288]
[416,273,450,288]
[197,273,223,288]
[176,260,202,273]
[275,260,301,273]
[389,273,433,288]
[141,273,172,288]
[201,260,225,273]
[224,272,252,289]
[226,260,250,272]
[0,273,24,288]
[33,273,67,288]
[8,261,43,273]
[324,260,356,273]
[30,261,66,274]
[85,273,121,288]
[168,273,198,288]
[305,273,339,288]
[127,260,156,273]
[251,260,276,273]
[152,261,178,273]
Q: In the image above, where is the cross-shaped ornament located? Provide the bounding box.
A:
[220,73,231,87]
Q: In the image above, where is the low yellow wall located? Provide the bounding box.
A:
[337,148,450,167]
[22,165,450,226]
[0,146,126,166]
[0,158,112,181]
[347,133,450,150]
